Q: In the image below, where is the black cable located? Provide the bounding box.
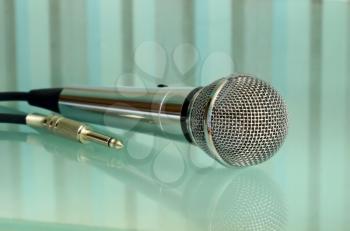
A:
[0,92,29,123]
[0,92,29,101]
[0,89,63,124]
[0,113,27,124]
[0,88,63,112]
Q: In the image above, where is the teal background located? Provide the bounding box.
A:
[0,0,350,230]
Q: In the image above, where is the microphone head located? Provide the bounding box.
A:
[188,74,288,166]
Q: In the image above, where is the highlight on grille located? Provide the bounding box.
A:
[189,74,288,166]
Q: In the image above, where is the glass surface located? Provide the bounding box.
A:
[0,0,349,230]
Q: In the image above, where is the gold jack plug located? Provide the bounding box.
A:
[26,114,123,149]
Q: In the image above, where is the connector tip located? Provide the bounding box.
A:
[108,138,124,149]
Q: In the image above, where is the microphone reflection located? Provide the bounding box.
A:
[0,129,286,231]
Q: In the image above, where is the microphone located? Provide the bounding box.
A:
[26,74,288,167]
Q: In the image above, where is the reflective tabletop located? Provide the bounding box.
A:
[0,0,349,230]
[0,127,286,230]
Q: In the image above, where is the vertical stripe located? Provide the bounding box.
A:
[59,0,88,85]
[22,145,56,220]
[200,0,234,85]
[181,0,196,86]
[0,0,18,111]
[155,0,183,84]
[232,0,246,72]
[195,0,234,85]
[49,0,62,87]
[270,0,288,180]
[22,0,55,220]
[0,0,17,90]
[124,188,138,229]
[133,0,155,87]
[319,2,348,230]
[14,0,31,221]
[271,0,288,93]
[285,1,311,230]
[53,156,66,221]
[243,0,273,82]
[100,0,123,85]
[308,1,322,230]
[121,0,134,86]
[19,143,33,219]
[88,0,106,211]
[49,3,65,219]
[0,1,20,219]
[121,0,138,226]
[57,156,93,224]
[51,0,92,223]
[344,4,350,229]
[87,0,101,86]
[15,0,30,90]
[27,0,51,88]
[0,0,6,84]
[87,27,115,231]
[0,133,22,218]
[178,0,196,164]
[194,0,208,85]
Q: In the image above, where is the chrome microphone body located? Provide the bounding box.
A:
[59,86,197,142]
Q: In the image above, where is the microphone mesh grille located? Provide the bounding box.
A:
[190,75,288,166]
[189,81,219,155]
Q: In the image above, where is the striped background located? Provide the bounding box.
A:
[0,0,350,230]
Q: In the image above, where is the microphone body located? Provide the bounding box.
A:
[58,86,198,142]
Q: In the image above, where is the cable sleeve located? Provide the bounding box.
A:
[28,88,63,112]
